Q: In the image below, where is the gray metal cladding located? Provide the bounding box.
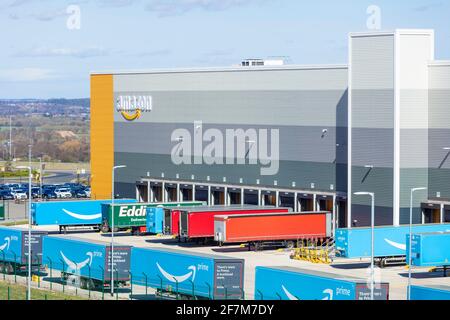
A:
[114,152,338,193]
[351,34,395,90]
[351,90,394,129]
[113,67,348,93]
[351,128,394,168]
[350,204,394,227]
[399,168,428,207]
[113,90,347,127]
[349,34,396,225]
[428,64,450,200]
[115,122,346,164]
[351,166,393,208]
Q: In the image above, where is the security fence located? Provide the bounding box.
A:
[0,253,247,300]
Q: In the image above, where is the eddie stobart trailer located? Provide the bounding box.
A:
[42,235,132,290]
[406,232,450,276]
[131,247,245,300]
[31,199,136,233]
[335,223,450,267]
[409,285,450,300]
[101,201,206,235]
[254,266,389,300]
[0,226,47,274]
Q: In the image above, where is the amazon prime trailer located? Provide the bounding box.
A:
[42,235,132,290]
[407,232,450,276]
[130,247,245,300]
[335,223,450,267]
[0,226,47,274]
[409,285,450,300]
[31,199,136,233]
[254,266,389,300]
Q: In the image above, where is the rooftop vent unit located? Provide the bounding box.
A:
[240,58,285,67]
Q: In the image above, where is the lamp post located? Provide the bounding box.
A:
[17,165,32,300]
[354,191,375,300]
[408,187,427,300]
[111,165,126,296]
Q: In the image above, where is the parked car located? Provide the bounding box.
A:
[84,187,91,198]
[54,188,72,199]
[71,187,88,198]
[11,188,28,200]
[42,188,57,200]
[0,190,14,200]
[31,187,41,199]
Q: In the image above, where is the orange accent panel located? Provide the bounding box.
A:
[90,74,114,200]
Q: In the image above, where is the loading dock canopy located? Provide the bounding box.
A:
[421,202,441,210]
[298,194,314,199]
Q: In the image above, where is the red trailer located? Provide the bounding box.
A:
[177,206,291,242]
[214,211,332,250]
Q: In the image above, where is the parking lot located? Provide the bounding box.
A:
[6,224,450,300]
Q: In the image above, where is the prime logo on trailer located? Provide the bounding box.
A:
[116,95,152,121]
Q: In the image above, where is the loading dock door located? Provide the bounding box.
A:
[181,185,193,201]
[317,195,333,212]
[337,199,347,228]
[165,184,178,202]
[279,192,295,210]
[422,203,441,224]
[298,194,313,212]
[262,191,277,206]
[228,188,242,205]
[151,183,163,202]
[136,182,148,202]
[211,187,225,205]
[244,189,258,205]
[195,186,208,203]
[445,205,450,223]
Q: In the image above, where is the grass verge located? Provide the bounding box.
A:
[0,220,28,226]
[0,280,86,300]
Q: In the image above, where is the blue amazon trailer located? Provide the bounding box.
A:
[254,266,389,300]
[131,247,245,300]
[335,223,450,267]
[42,235,132,290]
[0,226,47,274]
[32,199,136,233]
[409,285,450,300]
[406,232,450,276]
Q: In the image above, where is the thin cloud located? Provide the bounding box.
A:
[0,68,59,82]
[14,47,110,59]
[413,2,443,12]
[135,49,172,57]
[145,0,267,17]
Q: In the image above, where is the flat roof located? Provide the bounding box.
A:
[258,266,388,284]
[45,235,131,247]
[132,246,244,261]
[91,64,348,76]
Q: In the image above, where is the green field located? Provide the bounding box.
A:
[0,220,28,226]
[0,281,85,300]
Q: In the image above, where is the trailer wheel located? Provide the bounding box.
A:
[5,263,14,275]
[286,241,295,249]
[101,222,110,233]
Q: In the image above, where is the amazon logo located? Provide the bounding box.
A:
[116,95,152,122]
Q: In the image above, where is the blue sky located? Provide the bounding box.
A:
[0,0,449,99]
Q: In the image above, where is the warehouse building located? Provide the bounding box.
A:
[90,29,450,229]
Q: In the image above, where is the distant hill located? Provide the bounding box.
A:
[0,99,90,116]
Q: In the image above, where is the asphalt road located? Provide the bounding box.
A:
[0,170,90,185]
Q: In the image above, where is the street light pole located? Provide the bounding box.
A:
[408,187,427,300]
[354,191,375,300]
[17,164,32,301]
[111,165,126,296]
